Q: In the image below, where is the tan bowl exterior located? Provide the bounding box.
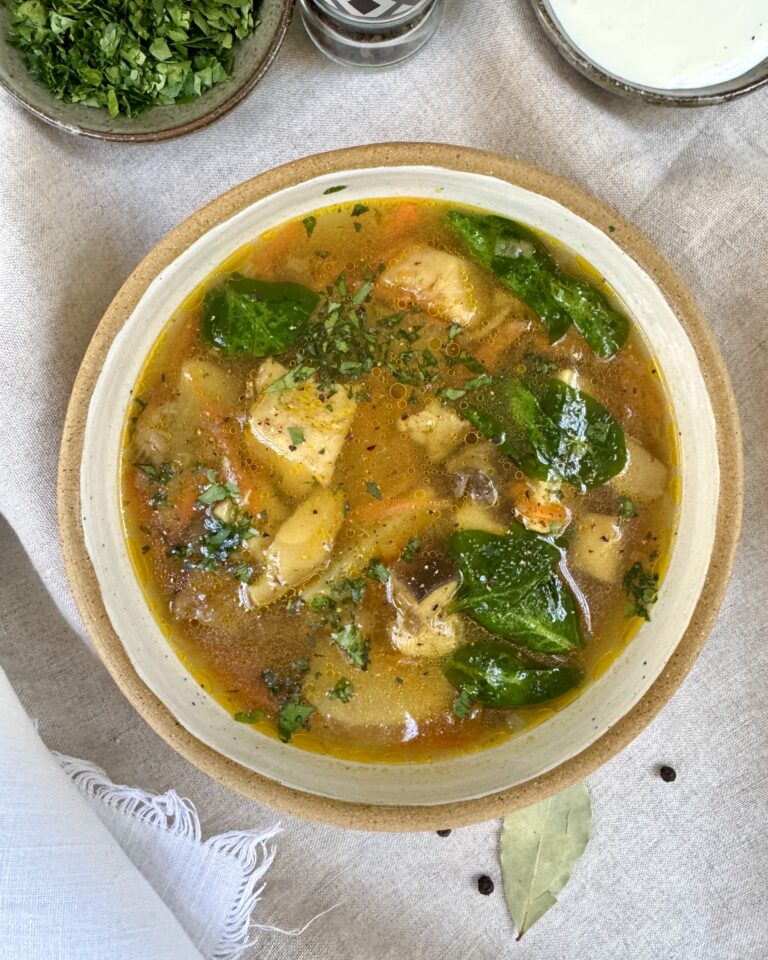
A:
[57,143,743,831]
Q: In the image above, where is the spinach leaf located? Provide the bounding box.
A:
[464,376,627,489]
[446,211,629,357]
[201,274,319,358]
[539,380,627,488]
[448,526,583,655]
[443,642,582,708]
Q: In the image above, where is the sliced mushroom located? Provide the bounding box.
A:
[387,561,461,659]
[447,442,500,505]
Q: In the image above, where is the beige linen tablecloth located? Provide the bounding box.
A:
[2,2,767,956]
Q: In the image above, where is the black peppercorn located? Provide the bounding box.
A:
[659,764,677,782]
[477,875,494,895]
[436,829,451,837]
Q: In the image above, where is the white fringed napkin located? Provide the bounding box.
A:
[0,667,280,960]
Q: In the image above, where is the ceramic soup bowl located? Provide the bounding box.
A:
[58,144,742,830]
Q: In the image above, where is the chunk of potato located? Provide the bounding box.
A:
[248,487,345,606]
[380,246,483,328]
[305,648,456,728]
[452,500,506,535]
[302,499,443,600]
[612,437,667,502]
[397,400,468,462]
[571,513,623,583]
[249,361,356,487]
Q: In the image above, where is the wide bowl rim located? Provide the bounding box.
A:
[57,142,743,830]
[0,0,296,143]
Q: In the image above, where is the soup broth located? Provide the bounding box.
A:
[121,197,677,762]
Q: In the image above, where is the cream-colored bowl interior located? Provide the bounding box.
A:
[81,166,718,806]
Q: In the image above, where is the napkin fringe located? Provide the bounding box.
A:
[205,828,281,960]
[55,753,281,960]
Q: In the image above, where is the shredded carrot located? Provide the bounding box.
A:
[351,495,452,524]
[380,201,422,242]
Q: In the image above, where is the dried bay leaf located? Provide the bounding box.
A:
[500,781,592,939]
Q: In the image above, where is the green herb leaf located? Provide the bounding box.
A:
[351,204,369,217]
[365,559,390,583]
[264,364,316,394]
[331,624,371,670]
[444,641,582,708]
[135,462,173,484]
[202,275,319,358]
[617,497,636,519]
[302,216,317,237]
[447,210,629,357]
[453,688,472,719]
[327,677,355,703]
[623,561,659,620]
[365,481,383,501]
[233,708,266,724]
[401,537,421,562]
[500,782,592,939]
[197,474,239,505]
[323,185,347,194]
[288,426,305,446]
[277,702,316,742]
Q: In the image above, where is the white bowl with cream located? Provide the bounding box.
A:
[532,0,768,105]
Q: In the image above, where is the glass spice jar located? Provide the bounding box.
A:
[299,0,443,68]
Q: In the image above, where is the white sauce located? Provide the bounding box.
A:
[546,0,768,89]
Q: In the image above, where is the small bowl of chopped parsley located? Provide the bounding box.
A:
[0,0,295,141]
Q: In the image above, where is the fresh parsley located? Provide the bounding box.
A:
[302,216,317,237]
[323,185,347,194]
[135,462,173,484]
[233,708,267,724]
[623,562,659,620]
[327,677,355,703]
[7,0,261,118]
[366,481,382,501]
[332,623,370,670]
[401,538,421,562]
[288,426,305,446]
[453,688,472,719]
[277,702,316,742]
[365,559,390,583]
[617,497,636,519]
[351,204,369,217]
[197,469,239,505]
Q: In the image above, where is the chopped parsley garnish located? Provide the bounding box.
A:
[135,462,173,484]
[623,562,659,620]
[353,222,362,233]
[332,623,370,670]
[401,538,421,562]
[453,688,472,719]
[264,364,316,394]
[197,469,239,505]
[233,708,266,724]
[7,0,261,119]
[365,559,390,583]
[618,497,636,519]
[288,426,305,446]
[302,216,317,237]
[327,677,355,703]
[366,481,383,501]
[232,563,254,584]
[314,250,330,259]
[277,702,316,742]
[351,204,369,217]
[438,387,466,402]
[168,498,256,573]
[447,322,462,341]
[323,185,347,195]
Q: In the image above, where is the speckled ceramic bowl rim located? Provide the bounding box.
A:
[57,143,743,830]
[0,0,295,143]
[529,0,768,106]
